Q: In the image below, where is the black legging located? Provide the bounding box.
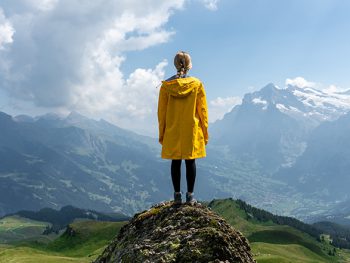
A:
[171,159,196,193]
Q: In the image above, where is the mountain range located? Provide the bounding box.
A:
[209,83,350,218]
[0,111,167,216]
[0,111,220,217]
[211,83,350,172]
[1,82,350,221]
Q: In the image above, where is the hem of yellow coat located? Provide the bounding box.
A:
[161,154,206,160]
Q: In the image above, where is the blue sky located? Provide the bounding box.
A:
[127,0,350,96]
[0,0,349,136]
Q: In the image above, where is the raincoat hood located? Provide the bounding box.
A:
[162,77,197,98]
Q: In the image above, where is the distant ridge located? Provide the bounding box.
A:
[3,205,130,232]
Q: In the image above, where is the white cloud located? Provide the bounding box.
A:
[0,0,186,136]
[70,58,167,135]
[0,0,224,136]
[323,84,338,93]
[322,84,349,94]
[285,77,316,89]
[286,77,350,95]
[0,8,15,50]
[25,0,59,11]
[209,96,241,122]
[199,0,220,11]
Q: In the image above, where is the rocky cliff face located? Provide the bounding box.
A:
[94,201,255,263]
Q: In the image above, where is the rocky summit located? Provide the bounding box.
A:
[94,201,255,263]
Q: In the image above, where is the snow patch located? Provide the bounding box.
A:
[32,193,43,200]
[276,103,301,114]
[252,97,267,105]
[60,179,72,188]
[88,192,112,204]
[252,97,268,110]
[293,89,350,110]
[276,103,288,111]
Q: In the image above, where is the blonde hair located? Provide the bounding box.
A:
[174,51,192,78]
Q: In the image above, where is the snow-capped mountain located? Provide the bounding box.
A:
[246,83,350,126]
[287,85,350,121]
[2,82,350,220]
[208,82,350,218]
[210,83,350,172]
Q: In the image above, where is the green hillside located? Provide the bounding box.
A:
[0,220,127,263]
[6,205,130,235]
[0,215,57,244]
[1,199,350,262]
[208,198,350,263]
[46,220,126,257]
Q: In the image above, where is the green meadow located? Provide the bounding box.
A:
[0,219,126,263]
[0,199,350,262]
[208,199,350,263]
[0,215,56,244]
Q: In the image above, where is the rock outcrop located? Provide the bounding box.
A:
[94,201,256,263]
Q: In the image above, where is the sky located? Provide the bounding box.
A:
[0,0,350,137]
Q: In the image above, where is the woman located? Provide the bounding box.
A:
[157,51,209,205]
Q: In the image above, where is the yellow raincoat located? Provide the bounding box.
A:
[157,76,209,159]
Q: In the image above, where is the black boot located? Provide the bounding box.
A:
[185,192,197,204]
[173,192,182,205]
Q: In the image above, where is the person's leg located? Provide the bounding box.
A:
[171,159,182,204]
[185,159,196,193]
[171,159,182,192]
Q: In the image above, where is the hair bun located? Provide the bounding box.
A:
[174,51,192,77]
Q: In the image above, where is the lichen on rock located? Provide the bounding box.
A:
[94,201,256,263]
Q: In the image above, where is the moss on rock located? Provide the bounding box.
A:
[94,201,256,263]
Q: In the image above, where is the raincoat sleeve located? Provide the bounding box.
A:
[157,84,168,145]
[196,83,209,145]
